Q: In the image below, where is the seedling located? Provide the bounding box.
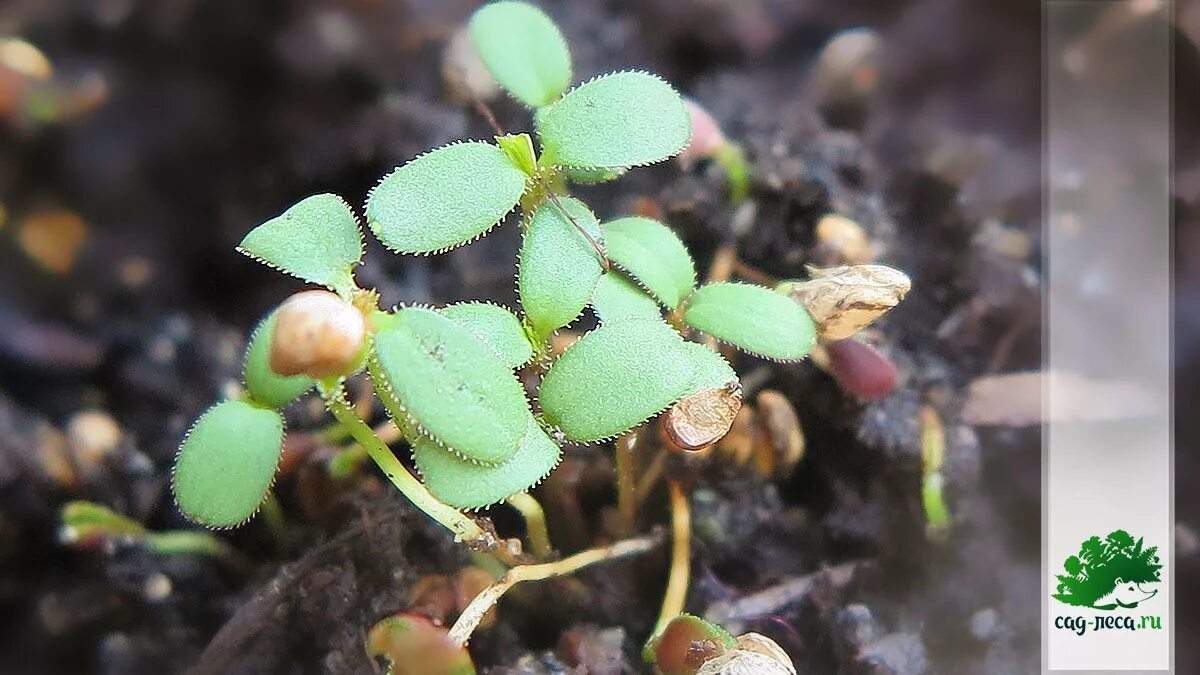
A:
[59,501,250,573]
[170,0,818,536]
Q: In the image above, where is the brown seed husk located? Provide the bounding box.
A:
[665,387,743,452]
[754,390,804,477]
[786,264,910,341]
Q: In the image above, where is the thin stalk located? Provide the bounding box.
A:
[257,491,289,553]
[615,429,639,537]
[712,142,750,205]
[319,382,486,545]
[470,95,609,271]
[654,479,692,635]
[147,531,253,574]
[449,532,662,646]
[634,447,668,510]
[505,492,553,560]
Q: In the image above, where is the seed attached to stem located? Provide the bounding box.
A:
[269,290,366,379]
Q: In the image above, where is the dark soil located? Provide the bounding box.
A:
[0,1,1195,673]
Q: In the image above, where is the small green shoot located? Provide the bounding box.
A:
[59,501,250,572]
[368,613,476,675]
[643,614,737,675]
[170,0,822,560]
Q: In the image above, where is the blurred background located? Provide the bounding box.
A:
[0,0,1194,672]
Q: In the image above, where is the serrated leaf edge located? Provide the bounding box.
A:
[533,319,690,444]
[536,70,694,171]
[171,400,286,531]
[438,300,536,369]
[364,140,531,256]
[236,193,364,294]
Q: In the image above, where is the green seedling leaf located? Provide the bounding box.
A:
[414,416,562,509]
[366,142,527,255]
[539,319,694,442]
[591,272,661,323]
[684,282,816,361]
[518,197,603,339]
[600,216,695,308]
[373,307,530,464]
[243,308,315,408]
[238,194,362,294]
[469,1,571,108]
[680,341,737,394]
[537,71,691,170]
[173,400,284,529]
[495,133,539,176]
[561,165,626,184]
[60,501,147,546]
[643,614,737,672]
[368,613,477,675]
[439,302,534,369]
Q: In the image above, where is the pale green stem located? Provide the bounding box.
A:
[147,531,252,573]
[319,382,485,544]
[449,532,662,646]
[713,141,750,205]
[505,492,553,560]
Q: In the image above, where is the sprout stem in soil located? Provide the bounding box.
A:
[449,531,663,646]
[505,492,553,560]
[319,382,488,546]
[654,479,692,636]
[615,430,640,537]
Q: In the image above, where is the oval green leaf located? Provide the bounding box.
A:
[469,1,571,108]
[413,416,562,509]
[539,319,694,442]
[173,400,285,528]
[679,341,737,394]
[683,283,816,361]
[536,71,691,170]
[238,194,362,294]
[439,302,534,369]
[600,217,696,308]
[591,272,661,323]
[366,142,527,255]
[561,165,626,184]
[518,197,603,339]
[243,308,315,408]
[373,307,530,464]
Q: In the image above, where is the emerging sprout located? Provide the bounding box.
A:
[269,289,367,379]
[367,613,476,675]
[643,614,737,675]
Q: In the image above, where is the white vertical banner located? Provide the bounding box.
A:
[1044,1,1173,671]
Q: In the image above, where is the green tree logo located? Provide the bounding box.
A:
[1053,530,1161,610]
